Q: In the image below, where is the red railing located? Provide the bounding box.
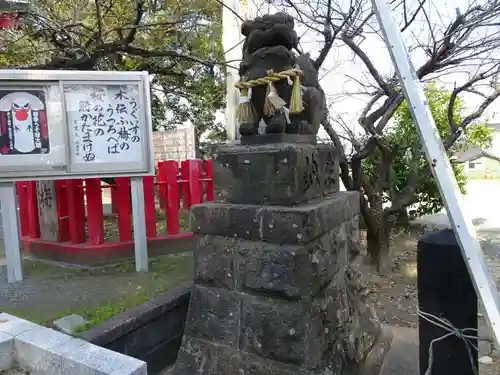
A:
[15,159,213,259]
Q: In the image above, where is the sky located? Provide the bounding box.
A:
[221,0,500,143]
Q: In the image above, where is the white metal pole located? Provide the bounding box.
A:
[222,0,243,142]
[0,182,22,283]
[222,0,270,142]
[372,0,500,347]
[130,177,148,272]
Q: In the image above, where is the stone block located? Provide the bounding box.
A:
[174,337,315,375]
[15,327,72,375]
[212,143,339,205]
[238,296,323,369]
[0,331,14,371]
[195,225,349,298]
[216,346,315,375]
[53,314,88,335]
[184,285,241,347]
[190,191,360,244]
[0,313,39,337]
[174,337,219,375]
[312,269,380,370]
[53,337,147,375]
[195,236,235,290]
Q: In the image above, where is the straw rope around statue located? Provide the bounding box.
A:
[235,66,304,125]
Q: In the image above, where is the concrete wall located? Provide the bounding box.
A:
[79,285,192,375]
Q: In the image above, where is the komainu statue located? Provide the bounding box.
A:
[235,12,327,137]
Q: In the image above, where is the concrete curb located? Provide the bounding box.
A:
[0,313,146,375]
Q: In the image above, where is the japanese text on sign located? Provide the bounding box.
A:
[65,84,143,164]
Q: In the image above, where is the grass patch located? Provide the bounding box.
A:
[2,252,194,331]
[75,253,193,331]
[1,203,193,331]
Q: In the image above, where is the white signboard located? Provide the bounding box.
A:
[153,128,195,163]
[0,70,153,181]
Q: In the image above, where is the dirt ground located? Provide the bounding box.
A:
[362,230,498,374]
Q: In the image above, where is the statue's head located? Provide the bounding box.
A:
[240,12,298,54]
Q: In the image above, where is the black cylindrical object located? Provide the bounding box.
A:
[418,229,478,375]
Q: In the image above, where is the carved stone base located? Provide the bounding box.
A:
[212,143,340,206]
[173,143,381,375]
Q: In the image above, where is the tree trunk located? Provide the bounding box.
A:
[397,207,410,227]
[365,195,391,274]
[366,215,391,274]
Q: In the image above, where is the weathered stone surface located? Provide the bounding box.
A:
[239,295,323,369]
[313,268,381,372]
[217,345,315,375]
[173,338,219,375]
[195,220,355,297]
[195,237,236,290]
[213,143,339,205]
[184,285,241,347]
[190,191,359,244]
[175,337,314,375]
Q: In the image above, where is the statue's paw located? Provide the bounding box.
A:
[266,113,287,134]
[239,122,258,136]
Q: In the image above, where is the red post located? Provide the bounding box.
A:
[26,181,40,239]
[16,182,29,237]
[157,161,166,210]
[186,159,203,208]
[143,176,157,238]
[181,160,190,210]
[56,180,70,242]
[85,178,104,245]
[115,177,132,242]
[205,160,214,202]
[165,160,180,235]
[67,179,86,244]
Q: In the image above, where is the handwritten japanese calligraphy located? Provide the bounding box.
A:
[65,84,143,164]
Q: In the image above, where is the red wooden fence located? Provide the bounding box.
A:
[15,159,213,263]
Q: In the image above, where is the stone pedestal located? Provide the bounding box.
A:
[173,142,381,375]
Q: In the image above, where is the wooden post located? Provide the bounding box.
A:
[36,180,59,242]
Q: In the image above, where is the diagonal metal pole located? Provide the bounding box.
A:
[372,0,500,348]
